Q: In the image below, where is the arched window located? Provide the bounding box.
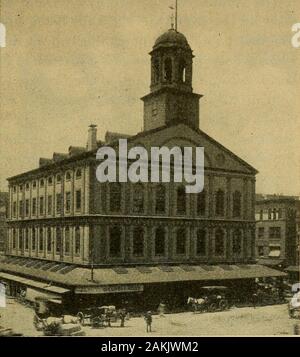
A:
[155,227,166,256]
[154,58,160,83]
[64,227,70,255]
[196,229,206,256]
[56,227,61,254]
[65,171,71,181]
[75,227,81,255]
[75,169,82,179]
[47,227,52,253]
[109,226,122,257]
[133,184,144,213]
[110,183,121,213]
[215,228,225,256]
[268,208,272,220]
[39,227,44,252]
[232,191,242,218]
[164,58,172,82]
[31,228,36,251]
[155,185,166,214]
[176,228,186,255]
[232,229,242,255]
[215,189,225,216]
[197,190,206,216]
[132,227,144,257]
[179,59,186,82]
[177,186,186,215]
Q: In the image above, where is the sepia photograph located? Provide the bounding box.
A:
[0,0,299,340]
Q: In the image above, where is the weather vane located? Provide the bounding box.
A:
[169,0,178,31]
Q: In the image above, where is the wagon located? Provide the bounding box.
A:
[188,286,230,313]
[76,305,118,328]
[76,307,106,328]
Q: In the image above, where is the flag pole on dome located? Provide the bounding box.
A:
[175,0,178,31]
[169,1,178,31]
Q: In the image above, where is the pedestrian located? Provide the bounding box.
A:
[144,311,152,333]
[158,301,166,317]
[252,292,258,309]
[119,309,126,328]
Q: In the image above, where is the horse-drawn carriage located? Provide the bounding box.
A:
[188,286,230,313]
[253,283,285,306]
[76,305,118,328]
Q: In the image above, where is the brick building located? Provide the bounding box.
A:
[255,194,300,281]
[0,28,285,310]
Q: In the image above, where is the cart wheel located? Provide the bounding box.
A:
[219,300,229,311]
[76,312,85,325]
[91,317,101,328]
[209,303,217,312]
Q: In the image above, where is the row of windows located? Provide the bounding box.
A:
[109,183,243,218]
[12,169,83,193]
[11,227,82,256]
[257,227,281,239]
[257,208,283,221]
[108,227,245,258]
[12,190,82,218]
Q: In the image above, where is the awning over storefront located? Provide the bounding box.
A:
[0,272,70,295]
[0,255,287,294]
[257,258,285,266]
[73,264,287,294]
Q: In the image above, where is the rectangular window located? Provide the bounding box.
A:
[269,227,281,239]
[65,192,71,213]
[258,227,264,239]
[109,227,122,257]
[196,229,206,256]
[75,190,81,211]
[47,195,52,215]
[258,246,264,257]
[56,193,62,214]
[25,199,29,217]
[39,197,44,215]
[13,202,16,217]
[32,198,37,216]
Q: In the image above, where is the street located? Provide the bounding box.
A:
[0,298,298,336]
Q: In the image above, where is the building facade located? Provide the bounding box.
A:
[0,192,8,253]
[255,194,300,281]
[0,29,285,310]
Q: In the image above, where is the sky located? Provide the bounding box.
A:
[0,0,299,195]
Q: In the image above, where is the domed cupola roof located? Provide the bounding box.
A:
[153,29,191,51]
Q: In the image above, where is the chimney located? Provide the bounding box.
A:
[87,124,97,151]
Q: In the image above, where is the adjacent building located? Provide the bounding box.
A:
[0,192,9,253]
[0,28,285,311]
[255,194,300,281]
